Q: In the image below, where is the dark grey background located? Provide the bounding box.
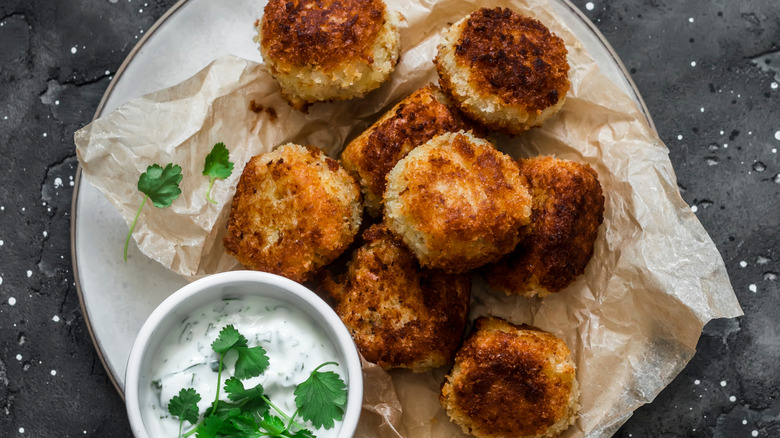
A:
[0,0,777,436]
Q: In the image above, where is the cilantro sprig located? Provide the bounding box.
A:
[203,142,234,204]
[124,163,183,261]
[166,326,347,438]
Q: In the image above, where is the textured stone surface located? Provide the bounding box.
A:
[0,0,777,437]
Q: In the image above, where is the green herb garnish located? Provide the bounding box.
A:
[294,362,348,429]
[203,142,234,204]
[166,325,348,438]
[168,388,201,437]
[123,163,183,261]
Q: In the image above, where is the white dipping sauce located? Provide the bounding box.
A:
[141,295,345,437]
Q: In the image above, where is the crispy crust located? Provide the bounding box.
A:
[440,317,579,438]
[258,0,400,110]
[434,7,570,134]
[321,224,471,371]
[261,0,385,69]
[223,144,361,282]
[487,156,604,297]
[384,131,532,273]
[341,84,479,216]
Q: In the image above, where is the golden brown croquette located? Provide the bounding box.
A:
[321,224,471,372]
[383,131,532,273]
[258,0,401,111]
[223,144,362,282]
[440,317,579,438]
[487,156,604,297]
[434,7,570,134]
[340,84,479,216]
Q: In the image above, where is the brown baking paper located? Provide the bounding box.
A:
[74,0,743,436]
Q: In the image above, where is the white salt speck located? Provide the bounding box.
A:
[52,315,60,322]
[26,270,32,278]
[752,431,758,437]
[723,143,729,148]
[743,420,748,425]
[772,82,778,90]
[729,395,736,402]
[720,380,727,387]
[50,369,57,376]
[70,46,77,54]
[69,180,75,187]
[42,132,47,138]
[677,134,683,140]
[1,206,4,210]
[7,296,15,305]
[749,284,757,293]
[105,70,111,76]
[720,130,725,135]
[772,148,777,153]
[139,8,143,12]
[0,240,4,246]
[21,207,25,212]
[688,17,694,23]
[54,177,63,188]
[691,205,698,213]
[700,107,705,112]
[19,428,24,434]
[43,231,48,238]
[740,261,747,268]
[694,379,701,385]
[774,131,780,141]
[691,61,697,67]
[16,354,22,361]
[585,2,594,10]
[55,100,60,105]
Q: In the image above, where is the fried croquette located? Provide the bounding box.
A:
[341,84,478,216]
[321,224,471,372]
[434,7,570,134]
[223,144,361,282]
[258,0,401,111]
[383,131,532,273]
[440,317,579,438]
[487,156,604,297]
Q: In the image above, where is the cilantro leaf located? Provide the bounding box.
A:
[257,413,287,436]
[223,377,269,418]
[168,387,201,437]
[233,346,270,379]
[140,163,184,208]
[196,415,225,438]
[290,429,316,438]
[123,163,183,261]
[294,362,347,429]
[211,325,248,354]
[228,413,263,437]
[203,142,234,204]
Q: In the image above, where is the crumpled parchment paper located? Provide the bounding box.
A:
[74,0,743,436]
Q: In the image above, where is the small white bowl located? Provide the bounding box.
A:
[125,271,363,438]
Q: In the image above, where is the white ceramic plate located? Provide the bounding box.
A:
[72,0,655,396]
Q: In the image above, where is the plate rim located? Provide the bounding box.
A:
[70,0,657,401]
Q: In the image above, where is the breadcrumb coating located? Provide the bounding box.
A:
[321,224,471,372]
[341,84,478,216]
[440,317,579,438]
[435,7,570,134]
[384,131,531,273]
[259,0,400,110]
[223,144,361,282]
[487,156,604,297]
